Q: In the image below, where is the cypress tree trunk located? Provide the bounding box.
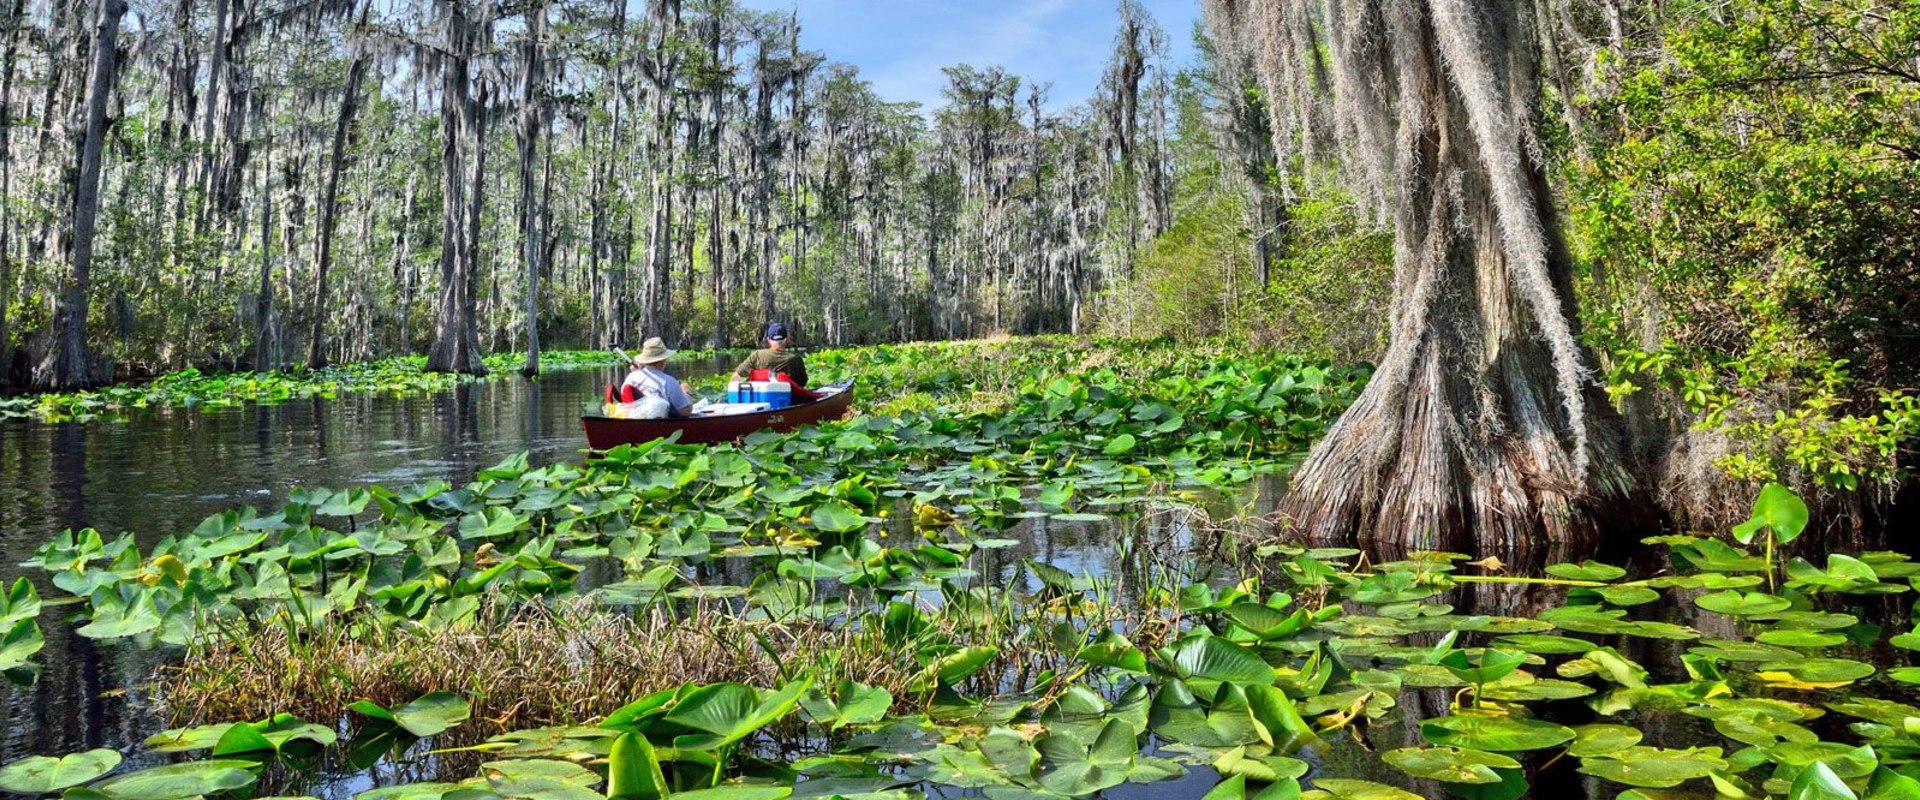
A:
[516,0,546,377]
[425,0,487,375]
[41,0,126,389]
[0,0,23,381]
[1213,0,1653,555]
[306,1,371,368]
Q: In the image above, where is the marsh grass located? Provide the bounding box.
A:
[156,589,1180,733]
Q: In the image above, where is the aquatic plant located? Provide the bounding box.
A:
[18,343,1920,798]
[0,349,737,423]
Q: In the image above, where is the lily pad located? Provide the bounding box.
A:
[0,750,122,794]
[1381,746,1518,784]
[1576,746,1727,789]
[1695,590,1792,617]
[349,692,473,737]
[1753,658,1875,690]
[1420,715,1575,752]
[89,760,258,800]
[1566,724,1643,758]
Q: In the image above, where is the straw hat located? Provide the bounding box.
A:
[632,337,673,366]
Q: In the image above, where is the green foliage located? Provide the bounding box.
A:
[22,476,1920,799]
[1575,0,1920,491]
[0,349,720,423]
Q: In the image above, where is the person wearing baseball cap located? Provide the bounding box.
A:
[731,322,812,396]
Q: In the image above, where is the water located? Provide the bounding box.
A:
[0,357,1222,775]
[0,362,724,761]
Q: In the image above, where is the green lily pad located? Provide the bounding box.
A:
[1420,715,1575,752]
[1381,746,1518,785]
[1756,629,1847,648]
[1567,724,1643,758]
[1491,634,1596,655]
[1753,658,1875,689]
[1695,590,1792,617]
[89,760,258,800]
[1576,746,1727,789]
[1304,778,1423,800]
[349,692,473,737]
[0,750,122,794]
[1544,561,1627,582]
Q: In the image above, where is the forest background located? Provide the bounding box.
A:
[0,0,1915,528]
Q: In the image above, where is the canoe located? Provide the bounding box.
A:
[581,379,856,450]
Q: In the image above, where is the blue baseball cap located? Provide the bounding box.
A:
[765,323,789,342]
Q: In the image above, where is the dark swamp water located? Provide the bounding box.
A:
[0,359,1249,800]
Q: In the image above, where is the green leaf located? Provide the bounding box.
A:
[1695,590,1792,617]
[808,501,869,535]
[929,646,999,684]
[1150,681,1261,748]
[1566,724,1643,758]
[89,760,258,800]
[484,758,602,800]
[1439,649,1526,685]
[669,788,793,800]
[0,750,121,794]
[1304,778,1423,800]
[1077,632,1148,673]
[1755,658,1876,689]
[212,722,276,755]
[1789,761,1859,800]
[1245,684,1316,750]
[1419,715,1575,752]
[350,692,472,738]
[1575,746,1727,789]
[1381,746,1518,785]
[1735,483,1810,545]
[1166,634,1275,687]
[1866,767,1920,800]
[607,732,667,800]
[668,678,811,750]
[1224,604,1312,641]
[0,618,45,670]
[1544,561,1627,582]
[1103,434,1137,455]
[832,682,893,728]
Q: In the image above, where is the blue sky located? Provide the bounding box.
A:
[736,0,1201,111]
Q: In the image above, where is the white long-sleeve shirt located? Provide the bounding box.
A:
[620,366,693,413]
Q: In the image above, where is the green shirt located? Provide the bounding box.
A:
[732,348,809,387]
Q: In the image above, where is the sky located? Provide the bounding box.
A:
[735,0,1201,112]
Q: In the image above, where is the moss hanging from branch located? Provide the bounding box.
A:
[1206,0,1653,553]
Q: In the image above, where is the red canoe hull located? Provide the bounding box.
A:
[581,382,855,450]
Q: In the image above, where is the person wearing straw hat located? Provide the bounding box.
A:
[618,337,693,419]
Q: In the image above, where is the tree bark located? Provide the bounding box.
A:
[517,0,547,376]
[1223,0,1654,555]
[425,0,487,375]
[306,1,371,368]
[0,0,24,379]
[253,125,275,370]
[40,0,126,389]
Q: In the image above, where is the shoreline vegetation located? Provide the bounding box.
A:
[0,348,755,424]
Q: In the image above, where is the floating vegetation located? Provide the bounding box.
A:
[0,349,690,423]
[13,340,1920,799]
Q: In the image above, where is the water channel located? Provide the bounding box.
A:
[0,359,1226,787]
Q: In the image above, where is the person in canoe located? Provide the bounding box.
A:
[733,322,817,400]
[607,337,694,419]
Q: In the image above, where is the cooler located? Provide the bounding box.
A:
[726,380,793,409]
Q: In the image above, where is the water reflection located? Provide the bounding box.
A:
[0,361,732,763]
